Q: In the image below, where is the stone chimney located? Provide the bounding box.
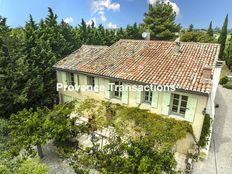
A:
[203,65,212,80]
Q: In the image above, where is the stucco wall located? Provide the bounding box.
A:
[57,71,208,153]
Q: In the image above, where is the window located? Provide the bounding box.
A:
[112,81,122,99]
[143,91,153,103]
[87,76,95,89]
[67,72,75,86]
[171,94,188,116]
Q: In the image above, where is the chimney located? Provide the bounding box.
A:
[203,65,212,80]
[175,37,181,53]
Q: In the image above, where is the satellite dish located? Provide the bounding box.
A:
[142,32,148,39]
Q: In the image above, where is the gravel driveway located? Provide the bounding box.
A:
[194,86,232,174]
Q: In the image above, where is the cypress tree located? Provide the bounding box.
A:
[188,24,194,32]
[225,33,232,69]
[207,21,214,37]
[218,14,228,59]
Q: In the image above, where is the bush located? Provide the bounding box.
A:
[198,114,211,148]
[223,82,232,89]
[219,76,228,85]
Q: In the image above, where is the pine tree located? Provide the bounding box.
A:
[143,1,181,40]
[218,14,228,59]
[207,21,214,37]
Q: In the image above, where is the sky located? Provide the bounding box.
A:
[0,0,231,29]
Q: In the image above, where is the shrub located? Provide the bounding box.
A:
[223,82,232,89]
[198,114,211,148]
[219,76,228,85]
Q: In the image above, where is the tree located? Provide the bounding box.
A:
[17,159,48,174]
[180,31,212,43]
[207,21,214,37]
[218,14,228,59]
[0,17,30,118]
[71,138,178,174]
[188,24,194,32]
[225,33,232,69]
[8,102,81,158]
[143,1,181,40]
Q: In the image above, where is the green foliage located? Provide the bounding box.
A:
[114,106,192,149]
[71,138,179,174]
[0,157,47,174]
[17,158,48,174]
[219,76,229,85]
[188,24,194,32]
[143,1,181,40]
[218,14,228,59]
[198,114,211,148]
[180,31,215,43]
[75,99,192,150]
[7,101,85,157]
[225,33,232,69]
[207,21,214,37]
[223,82,232,89]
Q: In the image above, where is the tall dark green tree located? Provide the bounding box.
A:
[225,33,232,70]
[143,1,181,40]
[0,17,30,118]
[218,14,228,59]
[207,21,214,37]
[188,24,194,32]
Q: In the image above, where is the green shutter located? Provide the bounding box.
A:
[151,91,159,108]
[104,79,110,99]
[185,97,197,122]
[161,92,171,115]
[83,75,88,85]
[74,74,78,85]
[94,77,99,92]
[136,91,142,104]
[61,72,67,85]
[122,83,129,104]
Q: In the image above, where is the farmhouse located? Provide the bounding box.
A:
[53,39,221,155]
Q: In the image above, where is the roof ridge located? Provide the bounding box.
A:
[119,39,220,46]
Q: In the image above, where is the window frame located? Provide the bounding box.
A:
[67,72,75,86]
[143,90,153,104]
[87,76,95,90]
[171,94,188,117]
[112,81,122,99]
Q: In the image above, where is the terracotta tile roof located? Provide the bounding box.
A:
[54,39,220,94]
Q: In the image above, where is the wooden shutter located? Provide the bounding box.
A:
[122,83,129,104]
[136,91,142,104]
[151,91,159,108]
[61,71,67,85]
[104,79,110,99]
[94,77,99,92]
[161,92,171,115]
[185,97,197,122]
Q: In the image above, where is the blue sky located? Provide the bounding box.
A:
[0,0,231,29]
